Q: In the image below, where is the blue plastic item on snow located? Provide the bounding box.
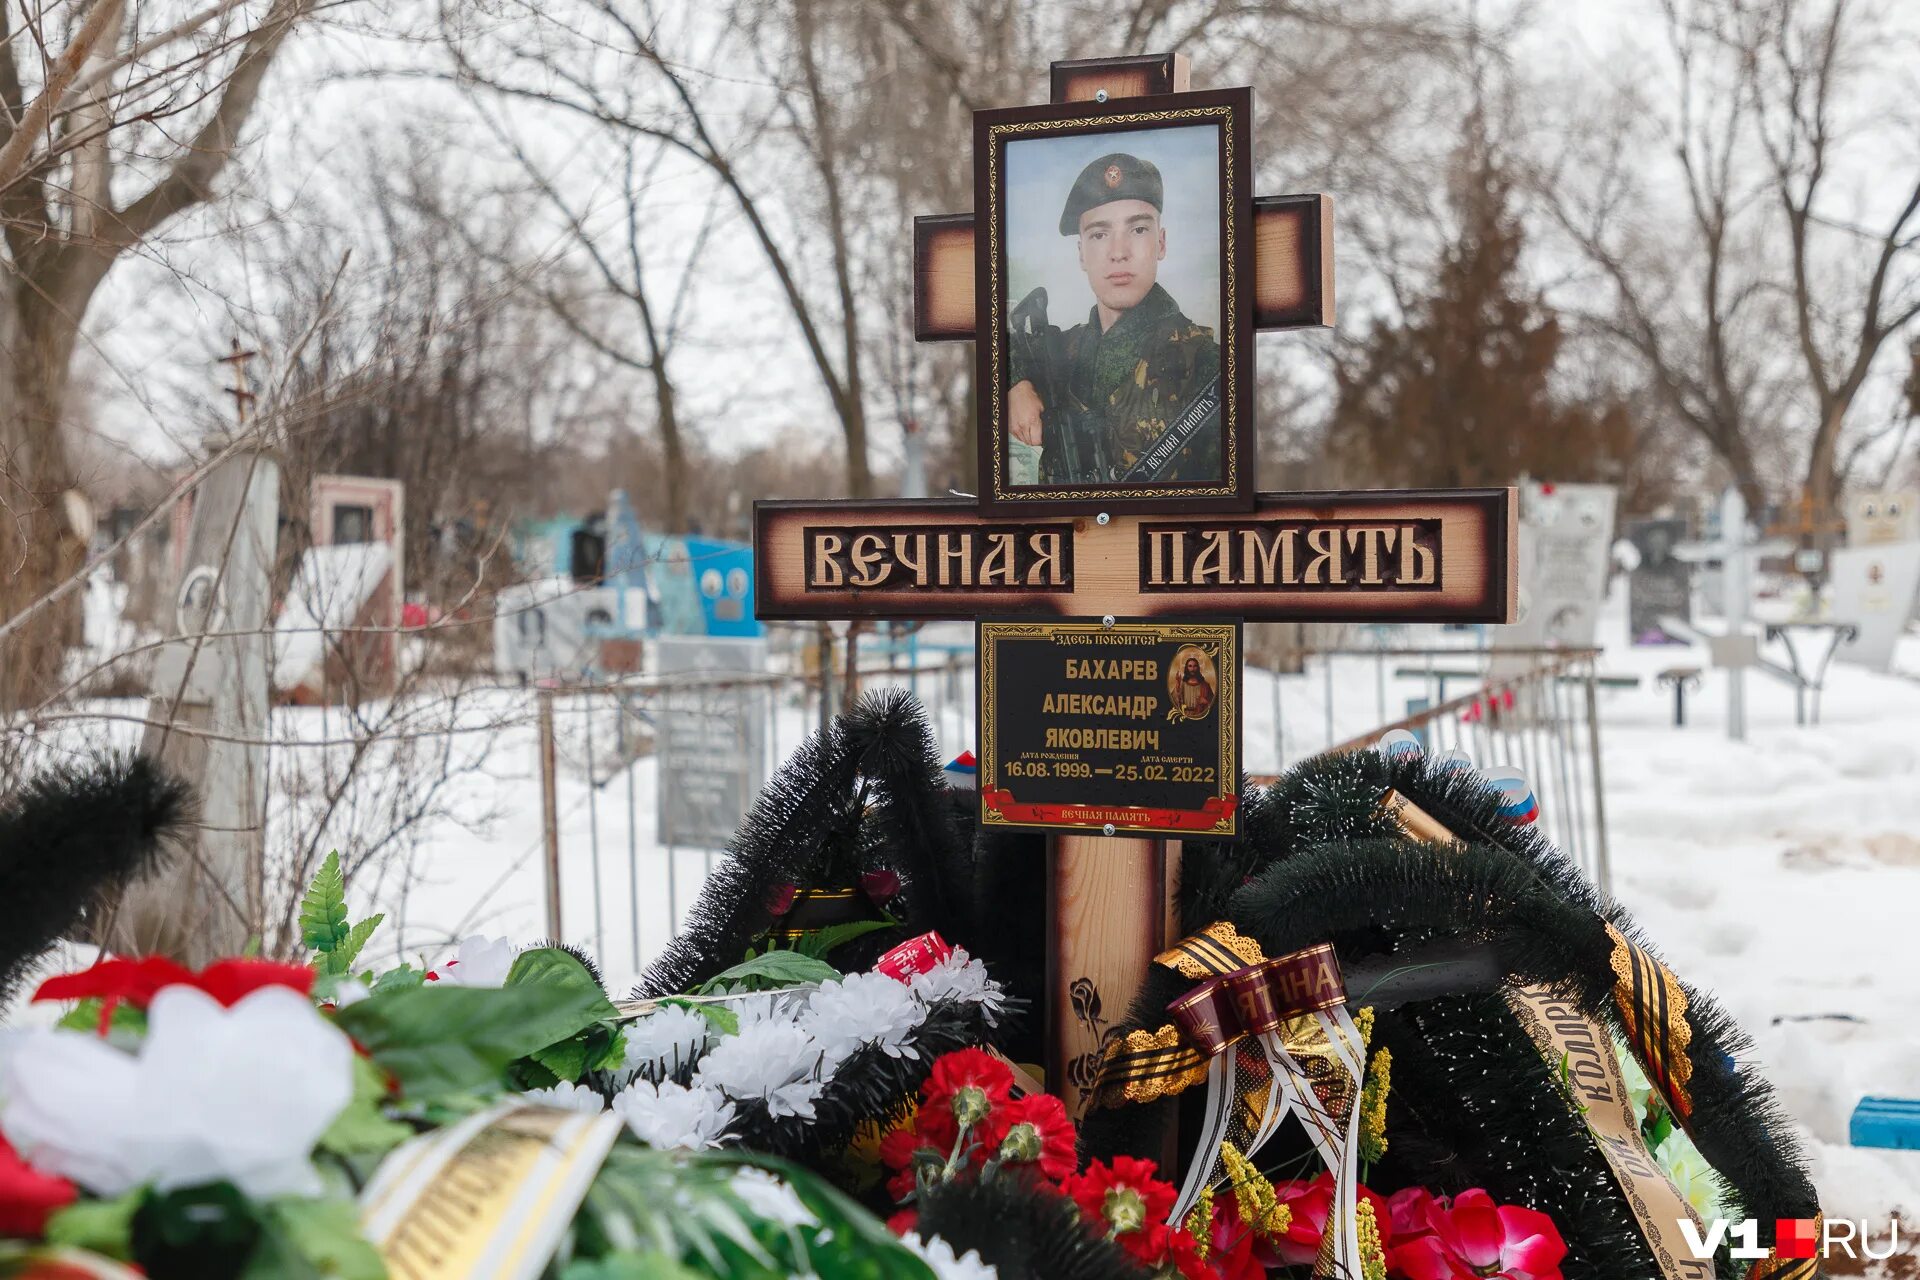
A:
[1849,1096,1920,1149]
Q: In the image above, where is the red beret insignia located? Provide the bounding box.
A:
[1103,163,1123,188]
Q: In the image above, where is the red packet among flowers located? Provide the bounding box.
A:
[874,931,953,981]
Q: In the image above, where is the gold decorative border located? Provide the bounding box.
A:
[977,618,1238,833]
[983,102,1241,504]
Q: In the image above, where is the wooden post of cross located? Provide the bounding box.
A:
[754,52,1517,1118]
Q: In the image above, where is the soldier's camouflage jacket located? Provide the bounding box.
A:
[1011,283,1222,483]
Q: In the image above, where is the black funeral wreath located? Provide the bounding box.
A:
[1078,750,1823,1280]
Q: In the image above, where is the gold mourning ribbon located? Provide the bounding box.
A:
[1090,923,1348,1109]
[360,1102,625,1280]
[1091,921,1265,1108]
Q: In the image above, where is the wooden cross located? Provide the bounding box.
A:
[752,52,1517,1116]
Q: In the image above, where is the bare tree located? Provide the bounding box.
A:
[0,0,315,708]
[1535,0,1920,521]
[454,100,716,532]
[444,0,881,497]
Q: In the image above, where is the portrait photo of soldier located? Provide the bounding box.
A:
[998,124,1226,490]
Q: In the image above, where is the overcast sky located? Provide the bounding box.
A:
[75,0,1920,498]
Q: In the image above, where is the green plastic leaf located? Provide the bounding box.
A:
[589,1026,629,1073]
[372,965,425,993]
[791,917,898,961]
[531,1036,591,1083]
[55,999,146,1038]
[339,915,384,971]
[561,1255,703,1280]
[506,947,618,1019]
[695,951,841,995]
[44,1190,144,1260]
[300,852,350,958]
[318,1054,412,1158]
[576,1146,933,1280]
[249,1198,384,1280]
[298,852,383,978]
[505,948,619,1083]
[655,997,738,1038]
[335,983,616,1101]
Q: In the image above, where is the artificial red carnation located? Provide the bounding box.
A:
[921,1048,1014,1139]
[1063,1155,1177,1240]
[922,1048,1014,1110]
[887,1206,919,1236]
[1389,1188,1567,1280]
[879,1114,946,1201]
[1268,1173,1390,1267]
[0,1134,76,1238]
[989,1092,1076,1180]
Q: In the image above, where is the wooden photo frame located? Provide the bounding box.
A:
[974,87,1254,514]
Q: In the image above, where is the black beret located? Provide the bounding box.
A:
[1058,152,1164,235]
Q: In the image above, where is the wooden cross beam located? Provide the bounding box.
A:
[753,52,1517,1118]
[754,492,1514,623]
[915,195,1333,340]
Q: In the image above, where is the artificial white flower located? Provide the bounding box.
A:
[1657,1129,1731,1225]
[612,1079,736,1150]
[693,1021,825,1120]
[0,1024,141,1192]
[902,1231,999,1280]
[720,986,809,1029]
[801,970,927,1068]
[1,986,354,1199]
[730,1167,818,1229]
[432,935,517,988]
[1613,1037,1656,1124]
[907,948,1007,1025]
[522,1082,606,1113]
[620,1005,711,1081]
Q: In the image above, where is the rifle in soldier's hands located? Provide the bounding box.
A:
[1008,288,1109,484]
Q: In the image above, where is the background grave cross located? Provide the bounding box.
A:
[1673,488,1792,741]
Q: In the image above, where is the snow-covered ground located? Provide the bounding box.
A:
[27,579,1920,1229]
[1593,605,1920,1227]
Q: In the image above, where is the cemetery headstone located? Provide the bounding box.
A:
[1626,518,1691,646]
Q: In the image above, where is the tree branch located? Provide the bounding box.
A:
[104,0,309,251]
[0,0,125,193]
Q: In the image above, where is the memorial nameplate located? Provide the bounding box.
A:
[977,619,1239,836]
